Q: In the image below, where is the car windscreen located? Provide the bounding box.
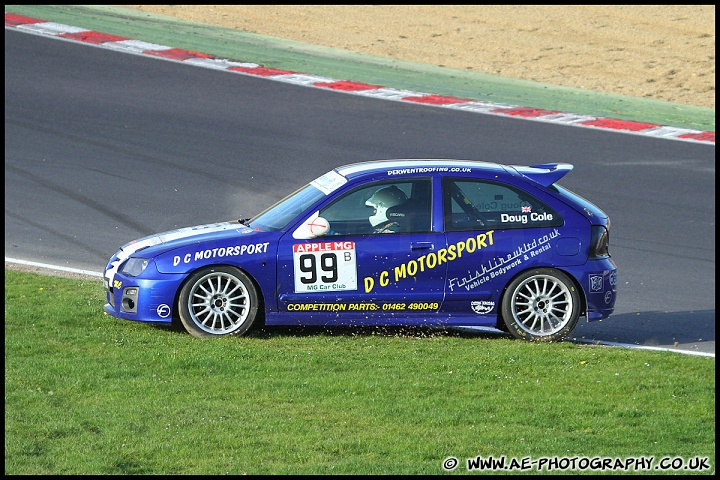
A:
[247,184,327,232]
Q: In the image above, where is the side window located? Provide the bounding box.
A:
[443,177,562,231]
[320,178,432,235]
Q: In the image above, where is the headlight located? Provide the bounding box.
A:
[121,258,150,277]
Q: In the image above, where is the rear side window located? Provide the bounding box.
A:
[443,177,563,231]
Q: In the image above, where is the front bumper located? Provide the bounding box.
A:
[103,262,186,324]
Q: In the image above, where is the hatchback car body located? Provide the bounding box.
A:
[103,159,617,341]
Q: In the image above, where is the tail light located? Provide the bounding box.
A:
[589,225,610,258]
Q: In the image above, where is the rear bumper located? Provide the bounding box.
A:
[578,258,617,321]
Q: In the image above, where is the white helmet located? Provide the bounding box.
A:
[365,185,407,227]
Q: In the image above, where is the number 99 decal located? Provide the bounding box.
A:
[293,242,357,292]
[299,253,338,284]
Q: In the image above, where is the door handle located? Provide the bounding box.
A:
[410,242,434,251]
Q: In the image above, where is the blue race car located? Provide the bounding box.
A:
[103,159,617,341]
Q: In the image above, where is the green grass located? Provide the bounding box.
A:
[4,269,715,475]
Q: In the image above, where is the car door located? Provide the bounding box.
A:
[440,176,564,317]
[275,177,447,318]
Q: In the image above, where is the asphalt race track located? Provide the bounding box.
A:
[5,28,715,355]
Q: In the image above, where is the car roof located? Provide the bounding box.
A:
[336,159,504,178]
[335,159,572,187]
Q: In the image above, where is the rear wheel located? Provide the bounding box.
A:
[501,268,580,342]
[178,266,258,338]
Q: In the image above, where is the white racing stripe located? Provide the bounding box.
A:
[103,222,247,283]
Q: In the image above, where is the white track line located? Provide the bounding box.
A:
[5,257,103,277]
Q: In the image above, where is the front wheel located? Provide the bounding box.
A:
[501,268,580,342]
[178,266,259,338]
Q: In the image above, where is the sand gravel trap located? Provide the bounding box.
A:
[126,5,715,109]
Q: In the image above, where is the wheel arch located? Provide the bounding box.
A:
[495,266,587,330]
[171,262,267,329]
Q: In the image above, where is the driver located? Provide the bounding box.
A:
[365,185,407,233]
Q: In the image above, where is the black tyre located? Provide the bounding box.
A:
[178,266,259,338]
[501,268,580,342]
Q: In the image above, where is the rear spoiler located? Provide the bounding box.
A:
[508,163,573,187]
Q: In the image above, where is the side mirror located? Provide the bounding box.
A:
[292,211,330,239]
